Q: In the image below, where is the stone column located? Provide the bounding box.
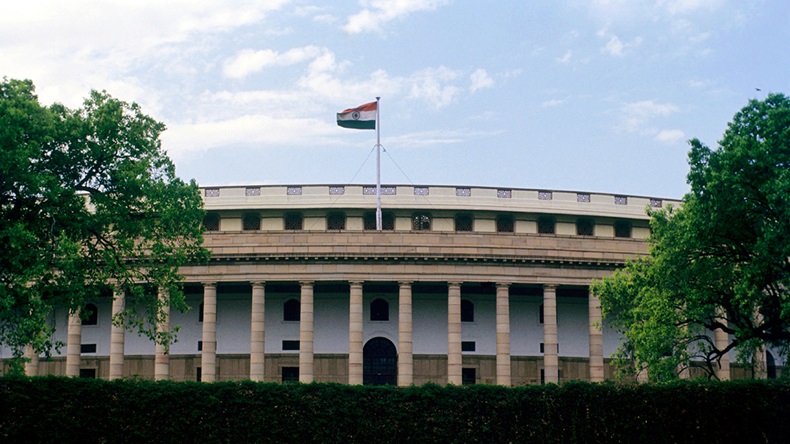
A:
[24,345,39,377]
[201,283,217,382]
[348,281,364,385]
[154,289,170,381]
[588,288,604,382]
[250,282,266,382]
[496,283,511,386]
[398,282,413,386]
[299,281,315,383]
[714,308,730,381]
[636,363,649,383]
[543,285,559,384]
[753,311,767,379]
[447,282,462,385]
[755,346,768,379]
[66,308,82,377]
[109,287,126,380]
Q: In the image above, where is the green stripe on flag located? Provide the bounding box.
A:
[337,120,375,130]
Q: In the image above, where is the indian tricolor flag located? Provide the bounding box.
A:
[337,101,377,130]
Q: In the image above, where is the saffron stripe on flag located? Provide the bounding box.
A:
[337,101,377,130]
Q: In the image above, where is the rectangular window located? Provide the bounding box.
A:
[284,213,303,230]
[537,217,555,234]
[576,219,594,236]
[461,341,476,352]
[79,368,97,378]
[282,340,300,351]
[80,344,97,354]
[412,213,431,230]
[496,216,514,233]
[327,212,346,230]
[462,368,476,385]
[196,367,202,382]
[243,213,261,231]
[282,366,299,382]
[364,212,395,230]
[454,214,473,232]
[203,214,220,231]
[614,221,632,238]
[198,341,203,351]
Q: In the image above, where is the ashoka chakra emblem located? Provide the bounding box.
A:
[351,111,361,120]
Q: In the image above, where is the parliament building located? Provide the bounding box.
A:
[8,183,758,384]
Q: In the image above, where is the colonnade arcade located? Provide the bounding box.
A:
[30,279,607,386]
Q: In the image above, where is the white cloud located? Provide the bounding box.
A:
[407,66,462,108]
[469,69,494,93]
[658,0,722,15]
[343,0,450,34]
[223,46,324,79]
[604,36,625,56]
[0,1,291,107]
[600,33,642,57]
[557,50,573,64]
[618,100,680,132]
[655,129,686,143]
[542,99,565,108]
[163,114,334,157]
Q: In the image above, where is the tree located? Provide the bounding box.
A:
[593,93,790,381]
[0,78,208,368]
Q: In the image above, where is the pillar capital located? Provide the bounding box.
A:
[251,281,265,288]
[349,281,364,288]
[543,284,558,291]
[203,282,217,288]
[496,282,511,290]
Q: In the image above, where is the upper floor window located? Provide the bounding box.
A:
[576,218,594,236]
[496,215,514,233]
[370,298,389,321]
[461,299,474,322]
[537,217,555,234]
[364,212,395,230]
[283,299,300,321]
[82,303,98,326]
[412,213,432,231]
[614,221,632,238]
[284,213,303,230]
[455,214,473,232]
[203,213,220,232]
[243,213,261,231]
[327,212,346,230]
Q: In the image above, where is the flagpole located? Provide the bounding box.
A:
[375,97,382,231]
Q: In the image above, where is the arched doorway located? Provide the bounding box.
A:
[363,337,397,385]
[767,350,777,379]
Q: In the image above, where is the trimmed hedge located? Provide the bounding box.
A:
[1,377,788,443]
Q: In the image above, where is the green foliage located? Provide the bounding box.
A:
[0,78,208,365]
[593,93,790,380]
[0,378,788,443]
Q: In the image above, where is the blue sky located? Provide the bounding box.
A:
[3,1,788,199]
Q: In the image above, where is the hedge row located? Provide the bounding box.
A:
[1,377,788,443]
